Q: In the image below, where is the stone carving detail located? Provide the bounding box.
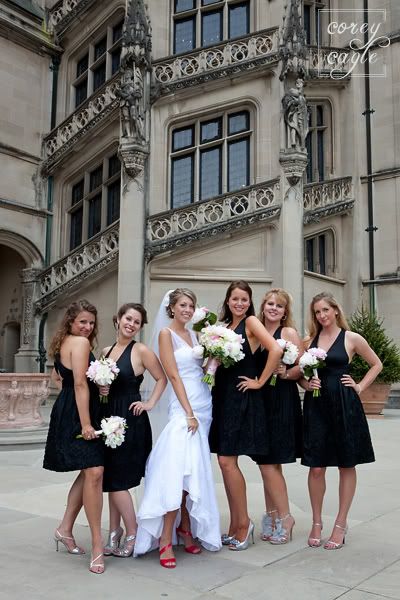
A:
[49,0,96,33]
[0,375,50,429]
[36,223,119,311]
[21,269,41,347]
[153,28,279,92]
[279,0,307,80]
[146,180,281,258]
[282,78,309,150]
[307,46,351,79]
[303,177,354,223]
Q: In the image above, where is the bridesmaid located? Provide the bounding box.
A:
[209,281,282,550]
[43,299,105,574]
[251,288,303,544]
[100,303,167,558]
[300,292,382,549]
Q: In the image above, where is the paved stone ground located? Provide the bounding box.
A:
[0,411,399,600]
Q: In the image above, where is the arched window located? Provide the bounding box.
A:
[304,228,336,276]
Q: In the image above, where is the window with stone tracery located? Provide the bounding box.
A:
[68,153,121,251]
[72,15,124,110]
[170,108,253,208]
[305,101,332,183]
[304,228,335,276]
[172,0,250,55]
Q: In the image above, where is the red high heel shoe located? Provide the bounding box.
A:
[159,543,176,568]
[176,527,202,554]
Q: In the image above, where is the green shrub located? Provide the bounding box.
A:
[349,307,400,384]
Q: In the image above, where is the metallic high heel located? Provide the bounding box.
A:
[324,523,347,550]
[103,526,124,556]
[112,534,136,557]
[228,521,255,551]
[221,533,236,545]
[54,529,85,555]
[269,514,295,545]
[261,510,277,541]
[308,522,323,548]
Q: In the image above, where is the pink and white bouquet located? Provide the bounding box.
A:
[198,324,245,386]
[77,416,127,448]
[191,307,217,332]
[86,357,120,404]
[270,339,299,386]
[299,347,327,397]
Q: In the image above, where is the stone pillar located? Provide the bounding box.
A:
[117,145,148,304]
[14,268,41,372]
[279,150,308,334]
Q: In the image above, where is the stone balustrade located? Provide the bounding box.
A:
[307,46,352,80]
[0,374,50,429]
[146,179,281,258]
[303,176,354,223]
[36,221,119,311]
[153,28,279,93]
[48,0,96,34]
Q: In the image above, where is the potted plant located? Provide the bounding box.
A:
[349,307,400,415]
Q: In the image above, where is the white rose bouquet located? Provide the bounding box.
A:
[86,357,120,403]
[270,339,299,386]
[77,416,127,448]
[299,347,327,397]
[199,324,245,386]
[191,307,217,332]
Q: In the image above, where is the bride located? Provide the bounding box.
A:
[135,288,221,567]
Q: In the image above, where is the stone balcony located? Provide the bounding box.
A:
[303,176,354,224]
[41,72,120,175]
[36,222,119,312]
[306,45,352,81]
[153,27,280,94]
[48,0,96,36]
[145,179,281,259]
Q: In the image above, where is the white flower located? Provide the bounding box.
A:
[192,344,204,359]
[192,307,208,324]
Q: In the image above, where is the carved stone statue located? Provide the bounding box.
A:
[118,67,145,143]
[33,379,49,421]
[282,78,309,150]
[6,380,20,421]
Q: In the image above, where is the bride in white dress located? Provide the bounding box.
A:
[135,289,221,567]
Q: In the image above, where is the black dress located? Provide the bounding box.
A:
[209,318,269,456]
[251,326,303,465]
[102,340,152,492]
[43,353,104,472]
[302,329,375,468]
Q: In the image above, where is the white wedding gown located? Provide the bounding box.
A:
[134,328,221,554]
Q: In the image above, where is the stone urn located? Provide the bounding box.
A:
[360,383,391,416]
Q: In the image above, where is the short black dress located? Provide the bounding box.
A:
[209,318,269,456]
[102,340,152,492]
[43,353,104,472]
[302,329,375,468]
[251,326,303,465]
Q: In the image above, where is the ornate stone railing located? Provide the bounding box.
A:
[146,180,281,258]
[307,46,352,80]
[303,176,354,223]
[42,73,120,174]
[36,222,119,311]
[0,374,50,430]
[153,28,279,94]
[48,0,96,35]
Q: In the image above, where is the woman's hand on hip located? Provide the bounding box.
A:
[237,376,261,392]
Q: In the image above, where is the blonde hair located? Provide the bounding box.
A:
[258,288,296,329]
[166,288,197,319]
[307,292,349,341]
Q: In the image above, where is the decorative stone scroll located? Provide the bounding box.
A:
[49,0,96,34]
[303,177,354,223]
[0,374,50,429]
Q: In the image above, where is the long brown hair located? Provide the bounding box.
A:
[219,280,255,324]
[258,288,296,329]
[49,299,98,357]
[307,292,349,341]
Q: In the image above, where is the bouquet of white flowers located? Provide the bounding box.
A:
[86,357,120,403]
[270,339,299,386]
[199,324,245,386]
[299,347,327,397]
[191,306,217,332]
[77,416,127,448]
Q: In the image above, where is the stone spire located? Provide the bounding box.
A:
[279,0,307,80]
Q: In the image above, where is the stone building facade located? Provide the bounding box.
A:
[0,0,399,372]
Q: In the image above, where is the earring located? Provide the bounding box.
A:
[171,312,175,317]
[282,315,287,321]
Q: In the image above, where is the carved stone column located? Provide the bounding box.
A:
[14,268,42,372]
[279,150,308,333]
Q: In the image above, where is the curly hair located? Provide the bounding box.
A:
[307,292,349,341]
[166,288,197,319]
[112,303,148,329]
[48,299,98,357]
[258,288,296,329]
[219,280,255,324]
